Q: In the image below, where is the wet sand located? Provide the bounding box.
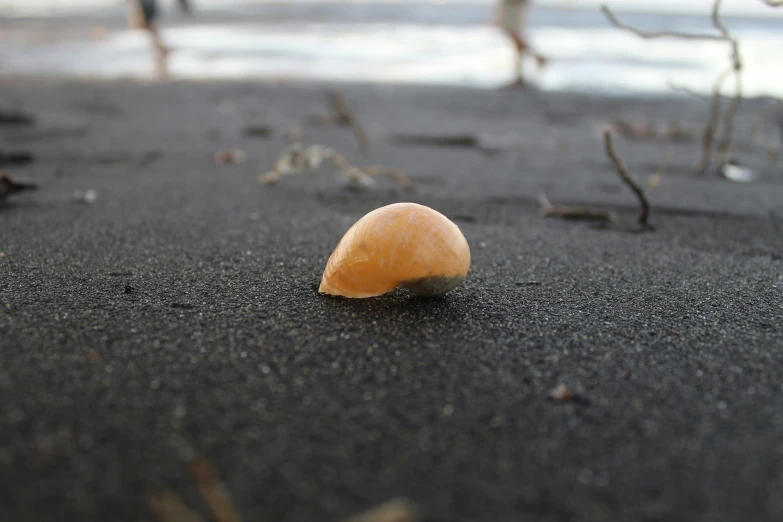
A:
[1,78,782,522]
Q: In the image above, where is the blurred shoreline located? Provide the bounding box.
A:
[1,1,782,97]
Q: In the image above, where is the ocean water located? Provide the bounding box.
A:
[0,0,781,97]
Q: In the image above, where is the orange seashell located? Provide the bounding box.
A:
[319,203,471,298]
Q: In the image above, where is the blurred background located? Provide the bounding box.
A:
[0,0,781,96]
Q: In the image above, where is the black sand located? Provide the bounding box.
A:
[1,79,782,522]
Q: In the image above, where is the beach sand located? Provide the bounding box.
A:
[1,78,782,522]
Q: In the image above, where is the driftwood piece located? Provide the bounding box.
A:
[537,193,615,222]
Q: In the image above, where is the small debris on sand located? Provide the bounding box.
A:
[549,383,576,403]
[260,143,409,189]
[73,189,98,205]
[340,498,418,522]
[213,149,247,165]
[721,161,758,183]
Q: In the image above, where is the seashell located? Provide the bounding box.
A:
[319,202,471,298]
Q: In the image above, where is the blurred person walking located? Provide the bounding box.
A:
[497,0,546,86]
[126,0,188,78]
[128,0,169,78]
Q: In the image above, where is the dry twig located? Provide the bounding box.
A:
[609,119,695,143]
[260,143,410,189]
[600,5,725,41]
[330,89,370,151]
[709,0,743,169]
[309,89,370,151]
[602,0,743,174]
[537,193,615,222]
[341,499,418,522]
[603,130,650,226]
[694,68,732,175]
[750,102,783,163]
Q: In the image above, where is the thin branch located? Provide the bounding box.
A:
[600,4,726,41]
[709,0,742,172]
[604,0,743,175]
[694,67,732,175]
[328,88,370,151]
[710,0,742,70]
[759,0,783,6]
[715,70,743,168]
[750,102,783,163]
[603,130,650,226]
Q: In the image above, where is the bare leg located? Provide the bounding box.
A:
[501,29,528,87]
[508,29,526,85]
[148,25,170,79]
[126,0,145,29]
[503,29,548,88]
[128,1,170,79]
